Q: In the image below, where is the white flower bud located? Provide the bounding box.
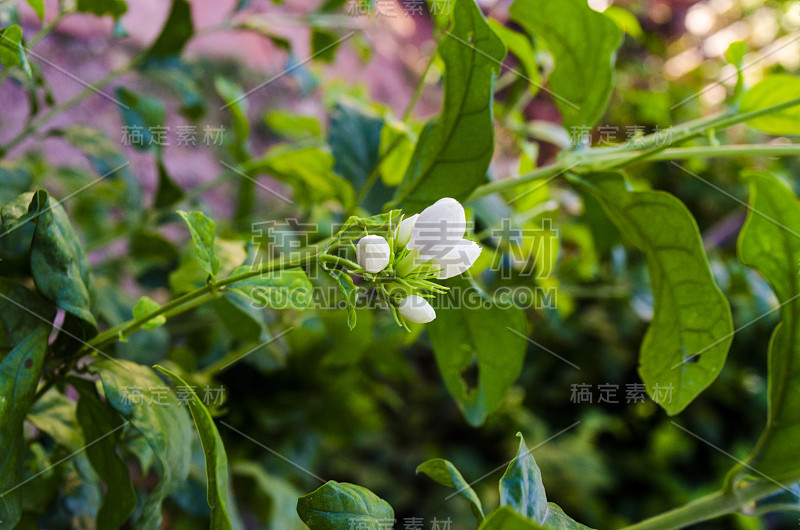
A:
[407,197,467,262]
[394,214,419,248]
[396,295,436,323]
[433,239,482,279]
[356,235,390,273]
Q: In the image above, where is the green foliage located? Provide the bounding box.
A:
[91,359,193,529]
[391,0,505,212]
[510,0,621,130]
[571,173,733,415]
[740,74,800,135]
[417,458,485,523]
[76,0,126,18]
[735,172,800,482]
[0,328,49,530]
[177,210,221,278]
[72,377,137,529]
[296,481,394,530]
[428,277,527,426]
[500,434,548,523]
[154,366,233,530]
[133,296,166,330]
[28,190,98,338]
[0,25,23,68]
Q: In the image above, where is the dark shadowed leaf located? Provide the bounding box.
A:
[28,190,98,338]
[0,328,49,530]
[71,377,137,530]
[155,366,233,530]
[90,359,192,530]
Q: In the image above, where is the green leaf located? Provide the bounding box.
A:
[416,458,484,523]
[144,0,193,62]
[90,359,192,530]
[232,462,305,530]
[486,20,540,94]
[154,366,233,530]
[391,0,506,212]
[480,507,543,530]
[0,25,23,68]
[115,87,166,152]
[0,278,55,358]
[24,0,44,20]
[310,28,341,63]
[154,157,184,208]
[326,268,359,329]
[215,76,250,151]
[76,0,126,18]
[27,388,83,451]
[243,146,353,206]
[229,266,314,311]
[542,504,593,530]
[500,433,547,523]
[265,110,322,140]
[177,210,220,278]
[296,480,394,530]
[570,173,733,414]
[133,296,166,330]
[740,74,800,136]
[734,172,800,482]
[0,328,49,530]
[212,292,267,342]
[328,103,392,212]
[28,190,98,338]
[71,377,137,530]
[427,277,527,426]
[510,0,621,130]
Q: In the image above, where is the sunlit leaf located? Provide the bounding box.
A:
[416,458,484,523]
[740,75,800,136]
[177,210,220,278]
[734,172,800,482]
[510,0,621,130]
[391,0,506,212]
[570,173,733,414]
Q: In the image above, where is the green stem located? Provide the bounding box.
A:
[84,250,323,353]
[469,96,800,200]
[621,481,782,529]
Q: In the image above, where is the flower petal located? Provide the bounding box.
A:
[433,240,482,279]
[407,198,467,261]
[356,235,391,273]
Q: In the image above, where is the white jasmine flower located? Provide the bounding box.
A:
[356,235,391,273]
[394,213,419,248]
[407,197,466,262]
[396,295,436,323]
[433,239,482,279]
